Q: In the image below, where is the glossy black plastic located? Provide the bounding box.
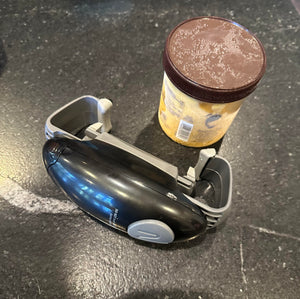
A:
[43,138,207,242]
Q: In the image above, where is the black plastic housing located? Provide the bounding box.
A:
[43,138,207,242]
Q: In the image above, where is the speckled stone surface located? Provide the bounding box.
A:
[0,0,299,298]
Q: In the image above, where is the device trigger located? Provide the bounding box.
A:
[97,98,112,133]
[187,148,216,182]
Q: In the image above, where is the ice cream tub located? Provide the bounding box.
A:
[158,16,266,147]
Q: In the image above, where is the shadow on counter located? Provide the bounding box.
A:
[119,288,223,299]
[0,39,7,76]
[134,113,223,176]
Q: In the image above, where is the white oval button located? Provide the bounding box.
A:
[127,219,174,244]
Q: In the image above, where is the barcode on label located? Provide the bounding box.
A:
[176,120,193,142]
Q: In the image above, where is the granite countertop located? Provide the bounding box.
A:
[0,0,299,298]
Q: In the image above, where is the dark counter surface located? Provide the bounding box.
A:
[0,0,299,298]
